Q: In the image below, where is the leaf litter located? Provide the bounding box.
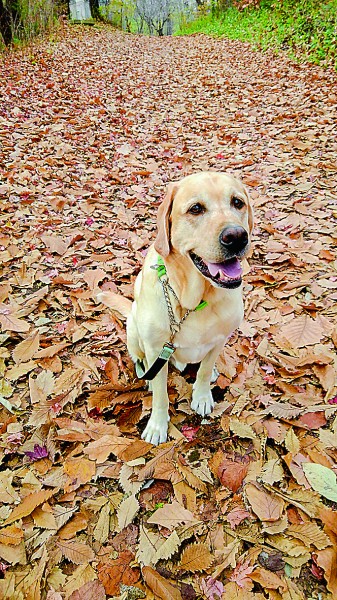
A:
[0,24,337,600]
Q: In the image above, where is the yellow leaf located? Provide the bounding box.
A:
[230,418,257,440]
[64,457,96,492]
[93,502,110,544]
[261,459,284,485]
[4,489,55,525]
[62,564,97,598]
[6,360,36,381]
[153,531,181,564]
[284,428,300,455]
[0,524,24,546]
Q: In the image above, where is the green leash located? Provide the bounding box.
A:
[135,256,207,380]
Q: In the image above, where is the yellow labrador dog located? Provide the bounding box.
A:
[98,172,253,445]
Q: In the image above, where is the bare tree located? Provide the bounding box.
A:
[134,0,173,36]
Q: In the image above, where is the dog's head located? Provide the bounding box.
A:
[155,171,254,289]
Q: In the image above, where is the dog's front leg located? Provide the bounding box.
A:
[191,342,224,417]
[141,354,169,446]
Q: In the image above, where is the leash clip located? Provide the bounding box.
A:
[135,342,175,380]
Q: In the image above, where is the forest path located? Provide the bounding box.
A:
[0,26,337,600]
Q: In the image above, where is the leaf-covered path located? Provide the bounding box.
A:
[1,25,337,599]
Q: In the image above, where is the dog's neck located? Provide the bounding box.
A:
[164,251,212,311]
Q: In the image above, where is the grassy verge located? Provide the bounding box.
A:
[176,1,337,70]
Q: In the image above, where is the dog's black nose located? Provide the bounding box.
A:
[219,226,248,254]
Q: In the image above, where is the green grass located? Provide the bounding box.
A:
[176,1,337,70]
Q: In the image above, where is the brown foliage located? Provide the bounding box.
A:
[0,24,336,600]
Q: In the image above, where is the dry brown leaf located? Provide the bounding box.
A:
[249,567,286,590]
[316,530,337,597]
[147,500,199,530]
[12,331,40,364]
[84,435,132,463]
[117,494,140,530]
[6,360,36,381]
[68,580,106,600]
[245,483,284,522]
[0,524,24,546]
[41,234,71,255]
[64,457,96,492]
[4,489,55,525]
[59,512,89,540]
[97,550,140,595]
[229,418,257,440]
[119,439,153,461]
[0,305,30,333]
[179,542,213,572]
[142,566,182,600]
[82,268,106,290]
[287,522,332,550]
[57,539,95,565]
[280,315,324,348]
[261,459,284,485]
[35,342,69,359]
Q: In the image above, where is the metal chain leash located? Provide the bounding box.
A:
[159,276,191,342]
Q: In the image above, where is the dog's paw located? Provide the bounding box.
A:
[142,415,169,445]
[191,389,214,417]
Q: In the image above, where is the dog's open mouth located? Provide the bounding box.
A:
[190,252,243,288]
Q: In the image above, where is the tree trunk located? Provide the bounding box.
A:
[0,0,13,45]
[89,0,103,20]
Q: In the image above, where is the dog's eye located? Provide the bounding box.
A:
[231,197,245,210]
[188,203,205,215]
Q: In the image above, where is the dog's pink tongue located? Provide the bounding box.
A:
[207,258,242,278]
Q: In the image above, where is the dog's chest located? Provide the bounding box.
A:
[172,302,242,363]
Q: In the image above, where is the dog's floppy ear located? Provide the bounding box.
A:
[154,183,177,258]
[245,187,254,236]
[248,201,254,236]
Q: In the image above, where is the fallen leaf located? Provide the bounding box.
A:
[245,483,284,522]
[303,463,337,502]
[179,543,213,572]
[142,566,182,600]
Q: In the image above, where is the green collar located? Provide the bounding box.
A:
[156,256,208,311]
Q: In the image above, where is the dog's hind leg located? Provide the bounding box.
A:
[126,313,144,364]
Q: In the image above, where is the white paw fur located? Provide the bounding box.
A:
[191,387,214,417]
[142,414,169,445]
